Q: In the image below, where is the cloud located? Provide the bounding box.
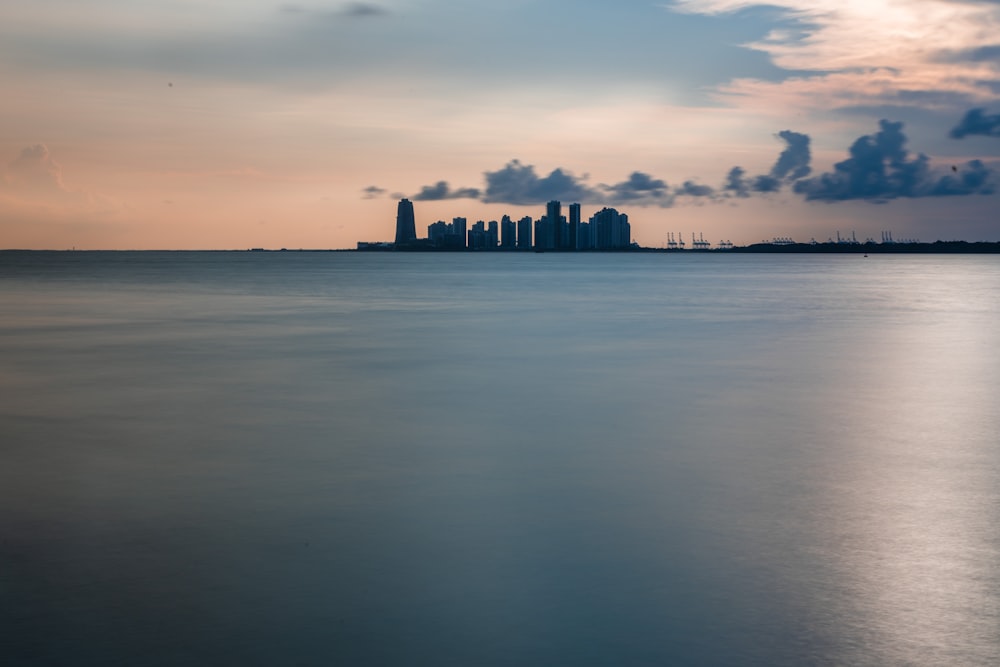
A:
[411,180,481,201]
[793,119,995,201]
[751,175,781,192]
[601,172,672,205]
[361,185,387,199]
[0,145,122,228]
[5,144,69,196]
[723,166,750,198]
[949,108,1000,139]
[674,180,715,198]
[399,118,993,213]
[340,3,389,18]
[482,160,599,205]
[721,130,811,197]
[281,2,388,18]
[667,0,1000,111]
[769,130,811,181]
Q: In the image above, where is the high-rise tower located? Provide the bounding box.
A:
[547,200,562,250]
[394,198,416,246]
[568,203,581,251]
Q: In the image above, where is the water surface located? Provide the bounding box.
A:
[2,251,998,665]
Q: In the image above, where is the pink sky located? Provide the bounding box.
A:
[2,0,999,249]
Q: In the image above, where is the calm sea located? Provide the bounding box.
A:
[2,250,998,666]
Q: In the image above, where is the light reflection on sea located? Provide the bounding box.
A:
[1,251,998,666]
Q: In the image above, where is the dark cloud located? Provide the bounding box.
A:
[928,159,995,195]
[399,118,994,213]
[283,3,388,18]
[751,175,781,192]
[769,130,811,181]
[935,44,1000,64]
[723,166,750,198]
[674,180,715,198]
[340,3,388,18]
[794,119,995,201]
[949,108,1000,138]
[482,160,598,205]
[602,171,671,205]
[361,185,386,199]
[411,180,480,201]
[721,130,811,198]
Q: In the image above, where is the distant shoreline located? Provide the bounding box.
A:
[3,241,999,254]
[357,240,1000,254]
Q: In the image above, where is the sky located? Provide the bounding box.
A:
[2,0,1000,249]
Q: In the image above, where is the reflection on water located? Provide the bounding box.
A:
[1,251,998,665]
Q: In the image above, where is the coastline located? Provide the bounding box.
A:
[3,240,999,254]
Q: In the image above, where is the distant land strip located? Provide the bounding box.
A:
[3,242,998,253]
[357,240,1000,253]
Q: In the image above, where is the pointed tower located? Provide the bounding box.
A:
[394,198,416,246]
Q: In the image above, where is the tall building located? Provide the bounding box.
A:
[487,220,499,248]
[535,216,553,250]
[428,219,465,248]
[394,198,416,246]
[569,203,581,251]
[547,200,562,250]
[591,207,631,249]
[453,217,467,247]
[501,215,516,249]
[468,220,498,250]
[517,216,532,250]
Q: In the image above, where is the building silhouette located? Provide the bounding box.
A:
[591,207,630,249]
[467,220,499,249]
[501,215,516,249]
[547,200,562,250]
[427,218,466,249]
[394,198,416,246]
[535,215,553,250]
[517,216,532,249]
[370,198,634,252]
[569,203,581,251]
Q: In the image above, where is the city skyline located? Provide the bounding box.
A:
[2,1,1000,249]
[375,198,634,251]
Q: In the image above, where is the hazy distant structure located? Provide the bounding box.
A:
[453,217,467,247]
[394,198,416,246]
[535,216,553,250]
[547,201,562,250]
[568,203,581,251]
[517,216,533,249]
[427,217,466,249]
[591,207,630,249]
[467,220,499,250]
[501,216,516,248]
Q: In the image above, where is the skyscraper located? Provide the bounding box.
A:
[569,203,581,251]
[500,215,516,249]
[547,200,562,250]
[517,216,532,250]
[394,198,416,246]
[591,207,630,249]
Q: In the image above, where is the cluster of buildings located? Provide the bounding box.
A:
[362,198,634,251]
